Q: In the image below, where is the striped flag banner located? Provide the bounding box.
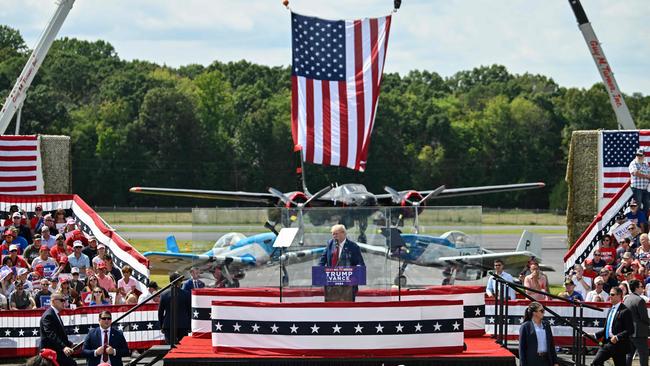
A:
[484,299,650,347]
[290,12,392,172]
[563,182,632,274]
[192,287,485,338]
[211,300,464,357]
[0,135,44,194]
[0,194,149,289]
[599,130,650,201]
[0,304,164,358]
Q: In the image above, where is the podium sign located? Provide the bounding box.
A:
[311,266,366,286]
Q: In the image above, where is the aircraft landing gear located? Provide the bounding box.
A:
[441,265,457,285]
[394,262,409,286]
[357,216,368,243]
[281,265,290,287]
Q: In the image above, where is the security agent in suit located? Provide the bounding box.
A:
[81,311,129,366]
[318,224,365,267]
[181,267,205,292]
[592,286,635,366]
[623,279,649,366]
[158,272,191,345]
[39,293,77,366]
[518,301,558,366]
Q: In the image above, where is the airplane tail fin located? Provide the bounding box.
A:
[166,235,180,253]
[515,230,542,259]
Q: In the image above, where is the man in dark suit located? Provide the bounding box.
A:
[40,293,77,366]
[81,311,129,366]
[623,279,649,366]
[318,224,365,267]
[158,272,191,345]
[181,267,205,291]
[592,286,634,366]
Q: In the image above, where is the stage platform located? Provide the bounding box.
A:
[163,335,516,366]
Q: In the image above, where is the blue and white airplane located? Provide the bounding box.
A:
[357,230,553,285]
[143,232,325,287]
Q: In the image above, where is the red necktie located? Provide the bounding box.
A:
[332,244,339,267]
[102,330,109,362]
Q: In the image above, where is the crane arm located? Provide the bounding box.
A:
[567,0,636,130]
[0,0,75,134]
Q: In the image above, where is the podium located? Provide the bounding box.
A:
[312,266,366,302]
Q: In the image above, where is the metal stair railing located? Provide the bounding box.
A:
[490,272,603,366]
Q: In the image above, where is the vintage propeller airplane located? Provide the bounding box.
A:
[358,229,553,286]
[130,181,545,242]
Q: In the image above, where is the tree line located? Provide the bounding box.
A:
[1,25,649,209]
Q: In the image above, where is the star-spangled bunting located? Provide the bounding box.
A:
[212,319,463,335]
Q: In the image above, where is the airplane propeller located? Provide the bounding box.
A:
[383,185,446,234]
[267,185,333,245]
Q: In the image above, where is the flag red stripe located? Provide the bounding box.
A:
[0,176,36,182]
[291,76,299,148]
[0,155,36,161]
[0,145,37,151]
[354,19,365,171]
[359,18,380,170]
[306,79,315,163]
[0,135,37,141]
[1,166,36,172]
[0,186,37,192]
[603,172,631,177]
[338,81,348,167]
[322,82,331,166]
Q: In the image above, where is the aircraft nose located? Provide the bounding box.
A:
[361,194,377,206]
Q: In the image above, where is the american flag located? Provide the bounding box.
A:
[600,130,650,198]
[0,135,44,194]
[290,12,392,172]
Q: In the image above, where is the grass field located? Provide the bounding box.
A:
[99,208,566,226]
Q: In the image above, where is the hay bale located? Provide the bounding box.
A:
[566,130,599,245]
[40,135,71,194]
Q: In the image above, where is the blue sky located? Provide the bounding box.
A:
[1,0,649,95]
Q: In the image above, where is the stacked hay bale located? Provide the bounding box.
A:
[40,135,71,193]
[566,131,599,246]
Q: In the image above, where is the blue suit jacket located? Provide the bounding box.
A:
[318,238,365,267]
[81,326,129,366]
[518,320,558,366]
[181,278,205,292]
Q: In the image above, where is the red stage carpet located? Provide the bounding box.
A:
[164,335,515,366]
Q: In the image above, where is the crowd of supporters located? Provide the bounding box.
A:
[0,205,159,310]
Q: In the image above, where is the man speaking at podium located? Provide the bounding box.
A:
[318,224,365,268]
[318,225,365,301]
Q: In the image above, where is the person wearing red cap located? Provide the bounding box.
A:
[96,262,116,293]
[40,292,77,366]
[53,255,71,278]
[583,259,598,279]
[32,245,57,269]
[0,229,15,255]
[25,348,60,366]
[64,229,88,248]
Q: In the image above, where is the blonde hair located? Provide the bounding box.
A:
[331,224,346,234]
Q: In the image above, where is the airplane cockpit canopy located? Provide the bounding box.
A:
[440,230,478,248]
[213,232,246,249]
[341,183,370,194]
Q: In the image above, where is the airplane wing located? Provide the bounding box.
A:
[356,242,390,256]
[375,182,545,203]
[129,187,276,205]
[143,251,257,275]
[437,250,554,272]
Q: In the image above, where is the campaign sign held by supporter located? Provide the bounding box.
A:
[312,266,366,286]
[40,295,51,308]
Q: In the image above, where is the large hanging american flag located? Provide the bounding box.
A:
[290,12,392,172]
[599,130,650,198]
[0,135,44,194]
